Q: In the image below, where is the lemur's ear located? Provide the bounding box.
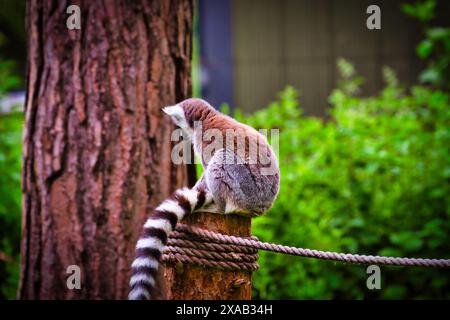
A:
[162,104,186,126]
[162,105,177,115]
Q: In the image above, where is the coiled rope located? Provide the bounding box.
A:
[162,224,450,270]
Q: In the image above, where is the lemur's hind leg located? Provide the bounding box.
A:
[193,172,208,191]
[191,172,220,214]
[205,149,268,217]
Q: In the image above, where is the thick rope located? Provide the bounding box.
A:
[161,224,450,269]
[163,229,259,271]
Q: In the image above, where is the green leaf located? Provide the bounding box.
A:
[427,27,450,40]
[419,68,440,83]
[416,40,433,59]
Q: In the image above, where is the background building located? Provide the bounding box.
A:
[199,0,448,115]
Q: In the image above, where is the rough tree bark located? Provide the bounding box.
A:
[20,0,194,299]
[20,0,252,300]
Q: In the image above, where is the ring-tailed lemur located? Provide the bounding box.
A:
[128,98,280,300]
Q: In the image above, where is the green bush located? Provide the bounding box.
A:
[0,58,23,299]
[0,112,22,300]
[233,62,450,299]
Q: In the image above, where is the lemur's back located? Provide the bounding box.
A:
[129,98,280,299]
[190,106,280,216]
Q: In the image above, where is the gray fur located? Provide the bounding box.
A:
[198,148,279,217]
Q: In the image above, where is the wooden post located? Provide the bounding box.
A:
[164,213,252,299]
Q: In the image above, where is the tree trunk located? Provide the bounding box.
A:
[19,0,194,299]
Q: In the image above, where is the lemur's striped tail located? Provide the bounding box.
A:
[128,187,210,300]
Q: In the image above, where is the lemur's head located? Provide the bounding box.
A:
[162,98,216,131]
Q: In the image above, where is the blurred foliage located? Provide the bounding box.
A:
[0,1,26,298]
[0,112,22,300]
[0,0,26,79]
[232,60,450,299]
[402,0,450,89]
[0,60,21,96]
[0,11,22,95]
[0,59,22,299]
[0,1,26,44]
[0,1,23,97]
